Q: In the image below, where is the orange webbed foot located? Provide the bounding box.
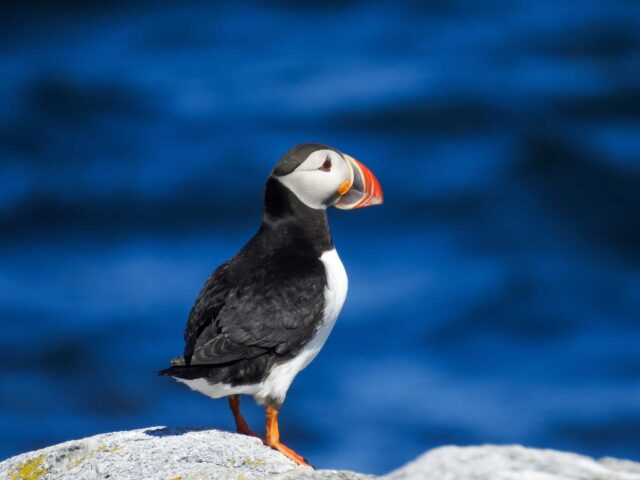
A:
[236,423,260,439]
[264,402,313,468]
[264,439,312,467]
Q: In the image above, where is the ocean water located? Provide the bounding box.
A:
[1,1,640,474]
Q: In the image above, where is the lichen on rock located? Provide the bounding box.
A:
[8,454,48,480]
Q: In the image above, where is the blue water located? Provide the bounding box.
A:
[1,1,640,474]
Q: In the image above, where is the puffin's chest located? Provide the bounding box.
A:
[254,248,348,402]
[319,248,348,327]
[298,248,348,366]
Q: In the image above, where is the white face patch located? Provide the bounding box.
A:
[274,149,352,209]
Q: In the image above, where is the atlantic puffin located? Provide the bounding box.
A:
[160,143,383,466]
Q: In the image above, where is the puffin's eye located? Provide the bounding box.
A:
[319,157,332,172]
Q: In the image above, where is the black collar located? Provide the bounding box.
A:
[261,177,333,256]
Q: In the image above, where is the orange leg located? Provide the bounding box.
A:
[228,395,259,438]
[264,403,311,468]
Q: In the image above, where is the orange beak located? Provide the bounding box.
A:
[335,154,384,210]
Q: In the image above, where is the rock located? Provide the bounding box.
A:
[1,428,639,480]
[387,445,640,480]
[0,427,369,480]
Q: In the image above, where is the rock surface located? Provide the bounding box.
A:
[1,427,639,480]
[387,445,640,480]
[0,427,370,480]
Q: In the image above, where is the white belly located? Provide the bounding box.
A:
[176,248,349,404]
[255,248,348,402]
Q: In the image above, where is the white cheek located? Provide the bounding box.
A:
[274,149,351,209]
[276,169,339,209]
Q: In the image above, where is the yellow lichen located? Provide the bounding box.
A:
[168,477,182,480]
[71,456,86,468]
[241,457,265,467]
[8,455,48,480]
[96,444,122,453]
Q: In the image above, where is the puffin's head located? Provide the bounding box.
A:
[272,143,383,210]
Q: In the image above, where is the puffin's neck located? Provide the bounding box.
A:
[261,177,334,254]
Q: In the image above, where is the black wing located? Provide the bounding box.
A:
[183,238,326,366]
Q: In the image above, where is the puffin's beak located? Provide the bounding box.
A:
[335,154,384,210]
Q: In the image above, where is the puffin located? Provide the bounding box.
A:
[160,143,383,466]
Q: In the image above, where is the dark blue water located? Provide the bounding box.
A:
[1,1,640,474]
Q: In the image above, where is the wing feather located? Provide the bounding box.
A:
[182,236,326,366]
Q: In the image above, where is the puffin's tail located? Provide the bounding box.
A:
[158,355,187,376]
[158,366,183,377]
[158,364,213,379]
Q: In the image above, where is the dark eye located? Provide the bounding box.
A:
[320,157,332,171]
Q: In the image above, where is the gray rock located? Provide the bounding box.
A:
[0,427,368,480]
[1,428,639,480]
[387,445,640,480]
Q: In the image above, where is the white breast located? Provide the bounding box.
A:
[254,248,348,403]
[315,248,349,352]
[299,248,349,369]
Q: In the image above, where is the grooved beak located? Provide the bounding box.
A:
[335,154,384,210]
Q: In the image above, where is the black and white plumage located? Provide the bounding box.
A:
[159,143,382,466]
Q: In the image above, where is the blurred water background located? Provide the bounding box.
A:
[1,0,640,474]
